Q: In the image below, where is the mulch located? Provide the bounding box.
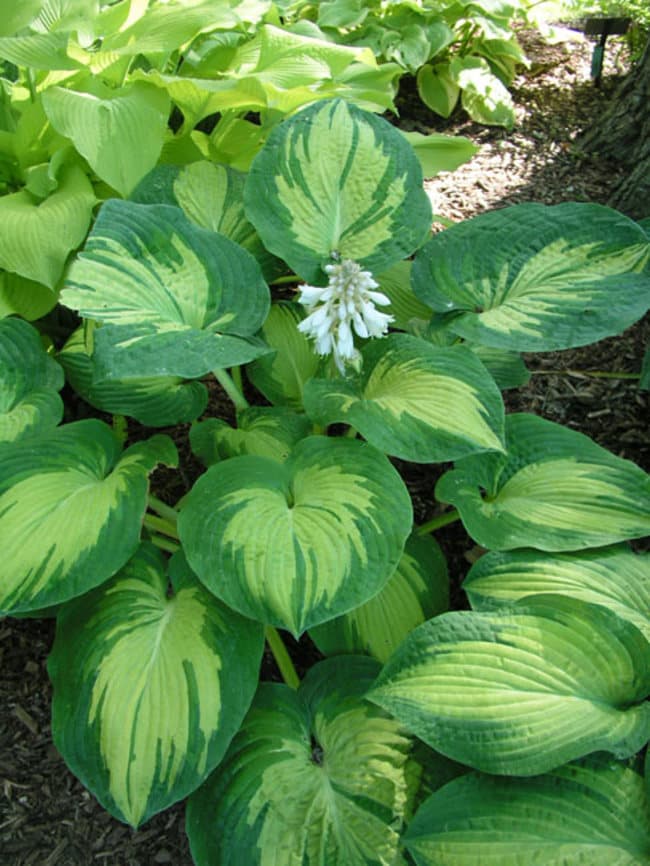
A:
[1,27,648,866]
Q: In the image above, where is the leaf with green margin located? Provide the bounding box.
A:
[411,202,650,352]
[42,83,171,197]
[246,302,320,410]
[436,413,650,550]
[452,56,515,128]
[0,318,64,443]
[61,200,271,380]
[190,407,312,465]
[400,130,478,178]
[303,334,505,463]
[0,420,177,614]
[178,436,413,636]
[310,533,449,664]
[374,260,432,331]
[186,656,414,866]
[0,164,95,288]
[59,328,208,427]
[244,98,432,283]
[49,544,265,828]
[464,545,650,640]
[405,756,650,866]
[469,345,530,389]
[368,595,650,776]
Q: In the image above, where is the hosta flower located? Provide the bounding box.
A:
[297,259,394,373]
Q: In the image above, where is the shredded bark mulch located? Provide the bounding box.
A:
[1,27,648,866]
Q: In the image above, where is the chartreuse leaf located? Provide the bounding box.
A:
[0,164,95,288]
[310,533,449,664]
[400,130,478,178]
[368,595,650,776]
[412,203,650,351]
[246,302,320,410]
[60,200,271,380]
[304,334,505,463]
[406,756,650,866]
[0,318,64,443]
[42,83,170,197]
[190,407,311,465]
[244,98,432,283]
[464,546,650,639]
[178,436,412,636]
[374,260,432,331]
[417,63,460,118]
[0,272,58,321]
[0,420,177,614]
[436,413,650,551]
[59,328,208,427]
[49,545,264,828]
[187,656,415,866]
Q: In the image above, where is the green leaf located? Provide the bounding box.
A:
[452,55,515,128]
[469,344,530,389]
[417,63,460,118]
[0,271,58,321]
[310,533,448,663]
[303,334,505,463]
[0,0,42,36]
[42,83,171,197]
[59,328,208,427]
[641,346,650,390]
[412,203,650,352]
[0,32,83,70]
[49,544,264,828]
[368,595,650,776]
[0,318,64,443]
[0,164,95,288]
[406,757,650,865]
[464,546,650,640]
[190,407,311,465]
[187,656,414,866]
[61,200,271,380]
[246,302,320,410]
[400,130,478,178]
[244,98,432,283]
[436,413,650,551]
[178,436,413,636]
[0,421,177,614]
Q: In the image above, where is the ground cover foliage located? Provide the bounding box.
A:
[1,4,650,865]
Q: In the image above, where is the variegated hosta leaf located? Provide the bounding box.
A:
[436,412,650,551]
[0,317,64,443]
[186,656,415,866]
[42,83,171,197]
[190,407,312,465]
[469,345,530,390]
[411,202,650,351]
[464,546,650,639]
[244,98,432,283]
[59,328,208,427]
[406,756,650,866]
[60,200,271,380]
[49,545,265,828]
[0,420,177,614]
[178,436,413,636]
[369,595,650,776]
[246,302,321,410]
[0,164,95,288]
[310,532,449,664]
[303,334,505,463]
[374,260,432,331]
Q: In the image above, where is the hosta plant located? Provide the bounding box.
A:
[2,94,650,865]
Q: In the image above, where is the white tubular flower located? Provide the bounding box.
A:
[297,259,393,373]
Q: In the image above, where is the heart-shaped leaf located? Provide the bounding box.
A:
[244,98,432,282]
[178,436,413,635]
[412,202,650,351]
[436,413,650,550]
[0,271,58,321]
[0,421,177,613]
[49,545,264,828]
[61,200,271,380]
[310,532,449,663]
[0,317,64,443]
[187,656,415,866]
[304,334,505,463]
[369,595,650,776]
[406,757,650,866]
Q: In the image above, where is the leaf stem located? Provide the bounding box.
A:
[148,495,179,524]
[417,509,461,535]
[150,535,180,554]
[213,368,250,411]
[143,513,180,541]
[265,626,300,690]
[270,274,299,287]
[531,369,640,380]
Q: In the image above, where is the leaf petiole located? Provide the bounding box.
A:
[265,626,300,690]
[417,509,461,535]
[213,368,250,411]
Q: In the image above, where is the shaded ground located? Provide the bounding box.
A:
[1,28,648,866]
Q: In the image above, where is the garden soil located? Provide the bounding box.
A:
[1,27,648,866]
